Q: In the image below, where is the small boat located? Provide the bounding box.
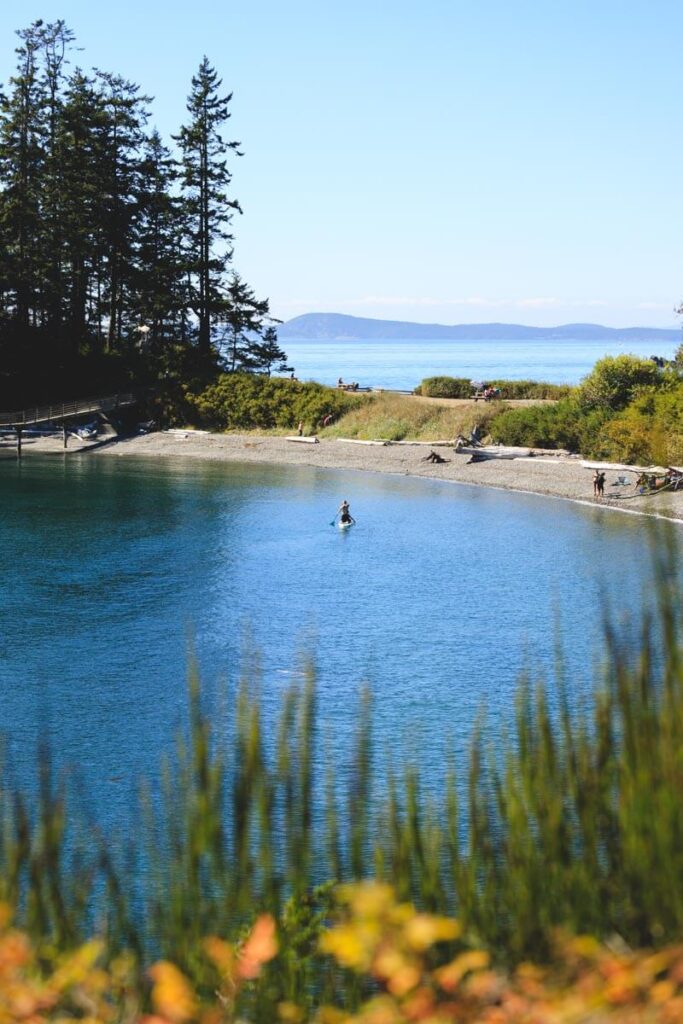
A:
[337,519,354,530]
[72,423,98,442]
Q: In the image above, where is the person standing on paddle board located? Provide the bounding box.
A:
[338,500,355,525]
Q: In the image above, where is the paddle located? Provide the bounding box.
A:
[329,517,337,527]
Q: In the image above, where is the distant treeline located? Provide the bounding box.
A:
[0,20,288,406]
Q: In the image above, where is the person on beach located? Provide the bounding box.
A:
[297,420,304,436]
[593,470,606,497]
[424,450,448,463]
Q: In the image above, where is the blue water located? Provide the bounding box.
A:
[0,454,675,830]
[282,337,679,390]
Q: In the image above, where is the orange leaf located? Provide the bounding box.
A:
[237,915,278,980]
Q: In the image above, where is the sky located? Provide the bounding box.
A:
[0,0,682,328]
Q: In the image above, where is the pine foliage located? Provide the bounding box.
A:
[0,22,287,406]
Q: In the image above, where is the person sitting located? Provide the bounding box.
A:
[423,450,448,463]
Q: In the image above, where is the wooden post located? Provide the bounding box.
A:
[63,423,68,449]
[16,427,21,459]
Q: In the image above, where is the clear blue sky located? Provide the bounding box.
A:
[1,0,681,327]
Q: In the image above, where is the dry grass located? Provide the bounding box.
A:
[320,393,504,441]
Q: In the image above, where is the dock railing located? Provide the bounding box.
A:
[0,391,141,428]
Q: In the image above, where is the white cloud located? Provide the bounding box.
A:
[276,295,613,312]
[515,297,559,308]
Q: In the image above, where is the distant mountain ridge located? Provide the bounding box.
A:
[279,312,681,343]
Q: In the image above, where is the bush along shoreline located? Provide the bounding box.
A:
[488,354,683,461]
[180,353,683,458]
[0,548,683,1019]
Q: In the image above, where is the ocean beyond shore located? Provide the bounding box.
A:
[8,431,683,523]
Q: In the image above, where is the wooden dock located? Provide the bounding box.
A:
[0,391,142,457]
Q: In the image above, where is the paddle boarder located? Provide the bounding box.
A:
[338,500,355,526]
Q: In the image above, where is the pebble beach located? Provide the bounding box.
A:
[8,430,683,523]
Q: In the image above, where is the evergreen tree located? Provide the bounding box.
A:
[219,272,271,372]
[96,71,150,353]
[132,130,187,374]
[59,70,108,351]
[0,24,274,404]
[39,20,75,340]
[0,21,47,335]
[175,58,241,355]
[246,326,292,376]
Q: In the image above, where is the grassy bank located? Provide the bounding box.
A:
[182,375,550,442]
[318,392,502,441]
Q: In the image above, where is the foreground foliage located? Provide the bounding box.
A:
[1,544,683,1013]
[2,885,683,1022]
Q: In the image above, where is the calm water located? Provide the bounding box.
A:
[0,454,676,830]
[283,337,679,390]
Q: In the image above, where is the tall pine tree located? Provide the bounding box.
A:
[175,58,241,356]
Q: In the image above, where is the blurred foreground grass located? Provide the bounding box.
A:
[1,543,683,1019]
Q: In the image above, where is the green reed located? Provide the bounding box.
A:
[1,546,683,1006]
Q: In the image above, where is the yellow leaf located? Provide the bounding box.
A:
[320,924,376,971]
[278,1000,305,1022]
[434,950,490,991]
[149,961,197,1023]
[340,883,396,919]
[202,936,235,979]
[403,914,460,952]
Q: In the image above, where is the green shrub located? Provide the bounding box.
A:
[488,379,573,400]
[416,376,473,398]
[602,384,683,465]
[489,398,611,454]
[187,374,363,432]
[577,354,666,411]
[417,376,572,400]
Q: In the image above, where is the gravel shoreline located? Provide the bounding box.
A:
[6,430,683,523]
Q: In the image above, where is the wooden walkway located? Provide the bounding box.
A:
[0,391,138,428]
[0,390,147,457]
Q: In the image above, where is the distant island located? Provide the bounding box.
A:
[279,312,681,343]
